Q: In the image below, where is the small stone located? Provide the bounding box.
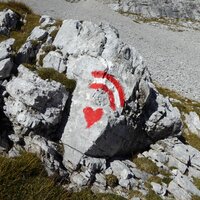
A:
[151,182,166,196]
[28,26,48,41]
[70,172,89,187]
[43,51,66,73]
[39,15,56,27]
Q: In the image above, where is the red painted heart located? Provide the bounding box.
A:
[83,107,104,128]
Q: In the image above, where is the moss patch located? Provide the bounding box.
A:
[105,174,118,188]
[37,68,76,92]
[0,1,40,51]
[22,63,37,71]
[183,132,200,151]
[193,178,200,190]
[128,190,143,199]
[145,189,162,200]
[133,157,159,175]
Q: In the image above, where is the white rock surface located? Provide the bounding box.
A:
[4,65,68,137]
[0,38,15,61]
[185,112,200,137]
[39,15,56,27]
[43,51,66,72]
[28,26,48,41]
[57,20,181,169]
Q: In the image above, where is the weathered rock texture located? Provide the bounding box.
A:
[110,0,200,20]
[3,65,68,139]
[0,38,15,80]
[55,20,182,169]
[0,9,21,36]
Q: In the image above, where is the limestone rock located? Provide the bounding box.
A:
[4,65,68,138]
[111,0,200,21]
[168,181,192,200]
[39,15,56,27]
[17,40,41,64]
[70,172,89,187]
[0,38,15,61]
[0,58,14,79]
[24,135,68,177]
[43,51,66,72]
[151,182,167,196]
[185,112,200,137]
[57,20,182,169]
[0,9,21,36]
[173,170,200,196]
[28,26,48,41]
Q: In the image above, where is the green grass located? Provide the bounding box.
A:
[0,153,126,200]
[37,68,76,92]
[0,1,40,51]
[145,189,162,200]
[133,157,159,175]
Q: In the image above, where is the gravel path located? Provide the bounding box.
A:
[18,0,200,101]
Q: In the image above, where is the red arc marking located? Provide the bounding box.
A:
[83,107,104,128]
[91,71,125,108]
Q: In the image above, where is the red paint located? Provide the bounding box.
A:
[90,83,116,111]
[83,107,104,128]
[91,71,125,107]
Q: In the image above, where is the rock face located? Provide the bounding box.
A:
[110,0,200,20]
[0,9,21,36]
[0,38,15,80]
[3,65,68,139]
[54,20,182,169]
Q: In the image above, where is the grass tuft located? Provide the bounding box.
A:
[37,68,76,92]
[0,152,70,200]
[133,157,159,175]
[193,177,200,190]
[145,189,162,200]
[128,190,143,199]
[105,174,118,188]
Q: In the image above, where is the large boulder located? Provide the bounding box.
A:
[53,20,182,169]
[3,65,68,139]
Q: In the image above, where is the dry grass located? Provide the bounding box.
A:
[0,1,40,51]
[133,157,159,175]
[0,152,126,200]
